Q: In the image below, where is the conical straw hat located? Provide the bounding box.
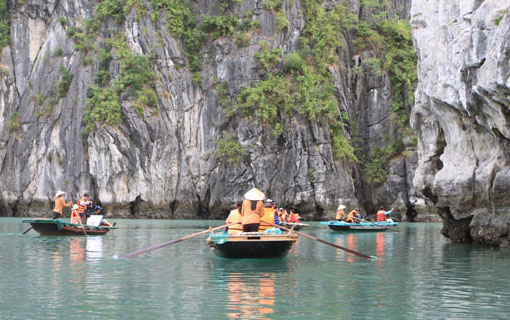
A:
[244,188,265,201]
[55,190,66,199]
[337,204,346,210]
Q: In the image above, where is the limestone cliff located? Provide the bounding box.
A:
[411,0,510,246]
[0,0,420,220]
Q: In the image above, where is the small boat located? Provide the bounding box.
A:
[278,222,309,231]
[22,219,117,236]
[207,231,299,259]
[321,220,398,232]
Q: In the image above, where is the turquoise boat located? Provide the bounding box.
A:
[22,219,117,236]
[321,220,398,232]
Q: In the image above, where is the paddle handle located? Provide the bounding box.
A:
[277,225,374,259]
[120,223,234,259]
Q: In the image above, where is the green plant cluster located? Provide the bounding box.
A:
[262,0,288,31]
[0,0,10,48]
[56,67,74,98]
[9,112,19,129]
[494,10,509,26]
[214,134,246,164]
[363,141,403,184]
[84,34,157,132]
[254,42,282,71]
[232,74,293,137]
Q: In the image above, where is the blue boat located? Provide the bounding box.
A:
[321,220,398,232]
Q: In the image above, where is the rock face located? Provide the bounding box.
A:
[0,0,421,220]
[411,0,510,245]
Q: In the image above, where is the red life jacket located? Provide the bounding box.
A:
[376,210,387,222]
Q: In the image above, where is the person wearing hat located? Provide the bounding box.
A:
[76,192,92,224]
[241,188,265,232]
[336,205,346,221]
[51,191,72,220]
[93,206,115,227]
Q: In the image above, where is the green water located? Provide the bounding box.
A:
[1,219,509,319]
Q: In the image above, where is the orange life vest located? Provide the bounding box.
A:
[226,209,243,234]
[376,210,387,222]
[259,207,275,231]
[346,210,357,223]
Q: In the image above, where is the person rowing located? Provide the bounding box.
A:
[345,209,359,223]
[241,188,265,232]
[51,191,72,220]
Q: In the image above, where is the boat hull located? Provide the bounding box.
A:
[23,219,117,236]
[321,221,398,232]
[207,233,298,259]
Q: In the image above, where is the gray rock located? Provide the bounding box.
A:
[411,0,510,245]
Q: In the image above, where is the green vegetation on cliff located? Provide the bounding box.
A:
[352,5,418,184]
[0,0,9,48]
[84,34,157,132]
[228,0,357,161]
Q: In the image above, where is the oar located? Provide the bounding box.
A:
[22,227,33,234]
[73,209,88,237]
[119,222,234,259]
[277,225,374,259]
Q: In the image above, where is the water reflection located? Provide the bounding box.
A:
[226,273,275,319]
[212,259,292,319]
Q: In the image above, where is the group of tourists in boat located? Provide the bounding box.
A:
[52,190,114,227]
[321,204,398,232]
[207,188,302,259]
[22,190,117,236]
[224,188,305,235]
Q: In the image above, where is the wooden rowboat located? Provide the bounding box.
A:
[207,232,299,259]
[22,219,117,236]
[321,220,398,232]
[278,222,309,231]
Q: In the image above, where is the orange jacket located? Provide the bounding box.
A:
[346,210,357,222]
[241,200,264,225]
[226,209,243,234]
[53,196,71,215]
[259,207,276,231]
[376,210,387,222]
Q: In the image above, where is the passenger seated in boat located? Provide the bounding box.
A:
[335,204,346,221]
[93,206,114,227]
[279,208,288,222]
[345,210,359,223]
[288,210,300,223]
[241,188,265,232]
[376,208,393,222]
[70,204,82,224]
[76,192,92,224]
[226,202,243,234]
[259,203,276,231]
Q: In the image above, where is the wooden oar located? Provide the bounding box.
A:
[72,209,88,237]
[277,225,374,259]
[22,227,33,234]
[119,223,234,259]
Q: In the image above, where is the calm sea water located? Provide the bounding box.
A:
[1,219,509,319]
